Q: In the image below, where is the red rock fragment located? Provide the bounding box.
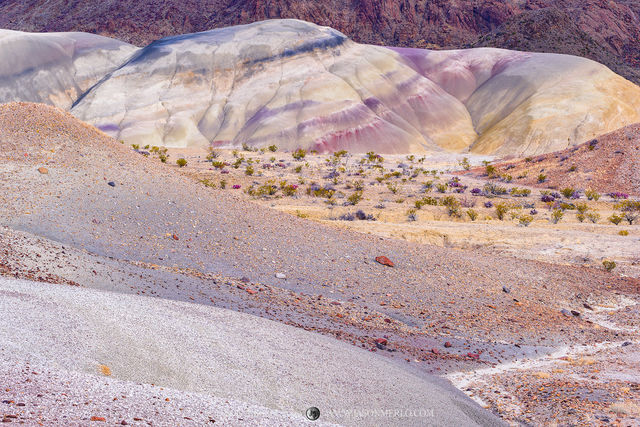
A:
[90,416,106,422]
[172,234,179,240]
[444,342,452,348]
[375,338,388,346]
[375,256,394,267]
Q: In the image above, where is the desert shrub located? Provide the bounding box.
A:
[199,178,216,188]
[282,184,299,197]
[510,187,531,197]
[586,212,601,223]
[219,179,227,189]
[609,192,629,200]
[569,165,577,172]
[245,165,254,176]
[459,197,476,208]
[551,209,564,224]
[206,148,220,160]
[407,209,418,222]
[436,183,448,193]
[576,213,585,222]
[608,213,623,225]
[347,191,363,205]
[484,201,493,208]
[268,145,278,152]
[484,182,508,195]
[485,164,497,178]
[387,182,399,194]
[494,202,510,220]
[575,203,589,214]
[501,174,513,183]
[176,158,187,167]
[619,230,629,236]
[518,214,533,227]
[441,196,461,217]
[307,184,335,199]
[616,200,640,225]
[537,173,547,183]
[352,180,365,191]
[459,157,471,170]
[561,187,576,198]
[466,209,478,221]
[292,149,307,160]
[602,260,616,272]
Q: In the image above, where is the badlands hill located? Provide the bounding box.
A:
[0,0,638,85]
[2,20,640,156]
[0,29,137,109]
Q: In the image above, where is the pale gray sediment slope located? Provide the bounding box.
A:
[0,278,502,426]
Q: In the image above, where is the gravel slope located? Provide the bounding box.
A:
[1,102,639,424]
[0,278,499,426]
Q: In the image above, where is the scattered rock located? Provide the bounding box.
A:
[444,341,452,348]
[90,416,106,422]
[375,338,388,346]
[375,256,394,267]
[37,166,48,174]
[275,273,286,279]
[107,181,116,187]
[561,309,572,317]
[622,341,632,347]
[570,310,580,317]
[120,421,128,426]
[583,303,593,310]
[502,286,510,294]
[172,234,179,241]
[240,277,250,283]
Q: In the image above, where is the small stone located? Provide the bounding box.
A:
[502,286,510,294]
[570,310,580,317]
[444,341,452,348]
[375,338,388,346]
[583,303,593,310]
[375,256,394,267]
[107,181,116,187]
[246,289,257,295]
[120,421,128,426]
[467,353,480,360]
[37,167,48,174]
[172,234,179,240]
[561,309,571,317]
[431,348,440,354]
[240,277,250,283]
[275,273,286,279]
[622,341,632,347]
[90,416,106,422]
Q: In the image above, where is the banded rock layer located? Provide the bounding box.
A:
[3,20,640,155]
[0,30,137,110]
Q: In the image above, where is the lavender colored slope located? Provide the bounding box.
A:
[0,29,138,110]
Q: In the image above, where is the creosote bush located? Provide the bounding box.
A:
[176,158,187,167]
[602,260,616,272]
[551,208,564,224]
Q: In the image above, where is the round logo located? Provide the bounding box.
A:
[305,407,320,421]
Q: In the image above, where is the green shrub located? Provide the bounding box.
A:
[292,149,307,160]
[176,158,187,167]
[608,214,623,225]
[387,182,399,194]
[586,212,601,223]
[347,191,363,205]
[551,208,564,224]
[467,209,478,221]
[602,260,616,272]
[245,165,254,176]
[268,145,278,152]
[510,187,531,197]
[585,189,601,201]
[518,214,533,227]
[561,187,576,198]
[495,202,510,220]
[619,230,629,236]
[537,173,547,183]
